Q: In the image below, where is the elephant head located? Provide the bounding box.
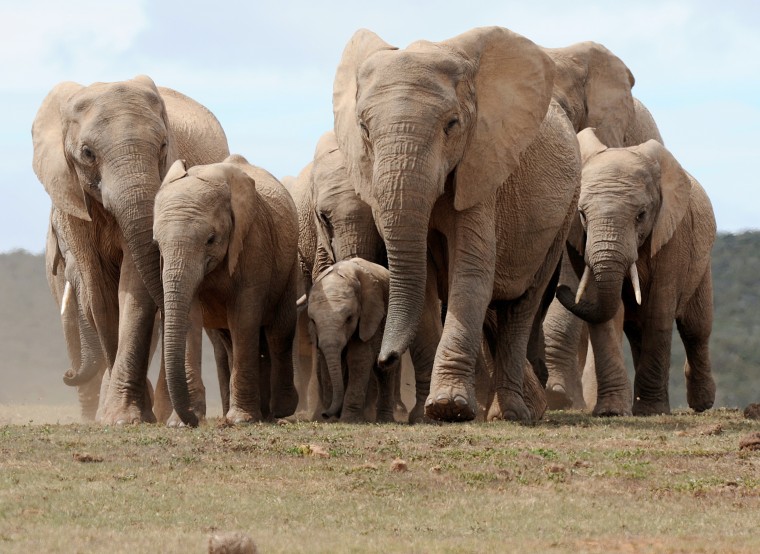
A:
[153,155,257,425]
[333,27,554,365]
[307,259,388,419]
[557,129,692,323]
[311,131,385,273]
[32,76,180,310]
[544,41,635,148]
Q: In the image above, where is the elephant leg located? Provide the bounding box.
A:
[293,310,315,415]
[623,320,643,373]
[266,283,299,419]
[426,205,495,422]
[166,301,206,427]
[677,269,715,412]
[77,368,105,422]
[259,336,272,421]
[588,301,632,416]
[153,318,174,423]
[580,338,597,411]
[407,256,439,423]
[226,301,263,424]
[208,329,232,417]
[632,301,676,416]
[101,254,157,425]
[342,340,375,423]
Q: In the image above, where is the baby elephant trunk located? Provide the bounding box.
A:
[321,348,345,420]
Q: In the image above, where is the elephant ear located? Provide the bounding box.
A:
[443,26,554,211]
[582,42,635,148]
[333,29,397,202]
[577,128,608,165]
[162,159,188,186]
[635,140,691,257]
[224,157,257,276]
[351,258,388,342]
[46,218,63,278]
[32,81,91,221]
[314,130,340,159]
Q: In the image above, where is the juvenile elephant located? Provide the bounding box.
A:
[333,26,581,422]
[32,76,229,424]
[556,129,716,416]
[307,259,409,422]
[153,155,299,426]
[540,41,665,410]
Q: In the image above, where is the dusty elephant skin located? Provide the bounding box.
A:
[307,259,436,423]
[333,26,581,422]
[32,76,230,425]
[556,129,716,416]
[153,155,299,426]
[540,40,664,411]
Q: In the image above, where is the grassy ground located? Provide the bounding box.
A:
[1,406,758,553]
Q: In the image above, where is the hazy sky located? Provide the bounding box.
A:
[1,0,758,253]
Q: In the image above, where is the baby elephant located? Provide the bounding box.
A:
[557,128,716,416]
[307,258,433,423]
[154,154,299,426]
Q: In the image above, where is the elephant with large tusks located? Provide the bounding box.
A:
[32,76,229,424]
[332,26,581,422]
[556,129,716,416]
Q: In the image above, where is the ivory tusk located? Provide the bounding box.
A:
[296,293,307,308]
[575,265,591,304]
[630,263,642,305]
[61,281,72,316]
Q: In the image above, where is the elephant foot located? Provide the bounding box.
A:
[340,412,367,424]
[632,398,670,416]
[166,408,205,428]
[408,400,431,424]
[424,377,476,422]
[686,375,716,413]
[101,403,145,426]
[487,389,534,423]
[225,406,262,425]
[545,383,573,410]
[271,386,299,419]
[592,394,632,417]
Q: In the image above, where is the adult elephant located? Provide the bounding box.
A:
[556,129,716,415]
[333,27,581,422]
[32,76,229,424]
[540,41,664,410]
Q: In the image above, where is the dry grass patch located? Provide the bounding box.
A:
[0,408,758,553]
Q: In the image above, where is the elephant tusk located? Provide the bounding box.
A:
[296,293,307,308]
[61,281,73,316]
[630,263,642,305]
[575,265,591,304]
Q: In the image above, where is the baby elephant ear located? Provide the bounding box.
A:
[352,259,388,342]
[162,159,187,186]
[576,128,608,165]
[635,140,691,257]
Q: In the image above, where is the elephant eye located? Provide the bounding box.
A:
[444,117,459,135]
[206,233,216,246]
[636,210,646,223]
[578,209,587,227]
[81,145,96,164]
[359,121,370,140]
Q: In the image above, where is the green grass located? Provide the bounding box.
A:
[0,407,759,553]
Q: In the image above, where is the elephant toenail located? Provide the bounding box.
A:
[454,396,468,408]
[435,395,451,405]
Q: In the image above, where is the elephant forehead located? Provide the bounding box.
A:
[157,175,229,208]
[582,150,653,189]
[70,81,161,116]
[359,48,468,92]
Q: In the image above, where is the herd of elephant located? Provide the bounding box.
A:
[34,26,716,427]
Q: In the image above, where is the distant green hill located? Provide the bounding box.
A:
[1,231,758,409]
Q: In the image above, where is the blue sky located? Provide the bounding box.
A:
[1,0,758,252]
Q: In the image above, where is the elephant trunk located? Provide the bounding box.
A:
[62,290,106,386]
[557,240,628,324]
[103,153,164,310]
[321,347,345,419]
[161,248,202,427]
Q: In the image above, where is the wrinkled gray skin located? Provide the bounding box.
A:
[32,76,229,424]
[307,259,397,422]
[333,27,581,422]
[556,129,716,416]
[154,155,299,426]
[540,41,664,410]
